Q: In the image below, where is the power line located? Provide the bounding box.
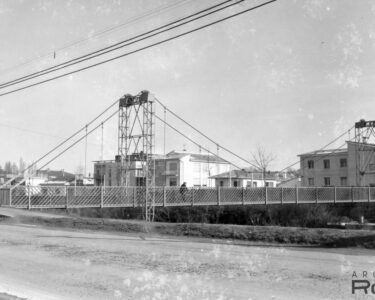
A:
[154,97,259,169]
[0,0,239,89]
[0,0,192,77]
[0,0,278,97]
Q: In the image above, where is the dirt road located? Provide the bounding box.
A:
[0,222,374,300]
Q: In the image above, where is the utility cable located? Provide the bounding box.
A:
[0,0,278,97]
[0,0,239,89]
[0,0,192,77]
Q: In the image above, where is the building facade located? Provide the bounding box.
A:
[299,141,375,187]
[94,151,231,187]
[210,170,281,188]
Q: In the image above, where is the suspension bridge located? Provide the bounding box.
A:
[0,89,373,218]
[0,0,374,221]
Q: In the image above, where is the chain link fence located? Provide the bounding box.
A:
[3,186,375,209]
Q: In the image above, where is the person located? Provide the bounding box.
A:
[179,182,188,201]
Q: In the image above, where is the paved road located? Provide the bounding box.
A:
[0,222,374,300]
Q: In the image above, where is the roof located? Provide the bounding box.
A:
[277,177,301,187]
[36,170,75,182]
[298,148,347,157]
[94,151,229,164]
[210,170,279,180]
[159,151,229,164]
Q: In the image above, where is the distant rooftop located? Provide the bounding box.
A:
[94,150,229,164]
[298,148,348,157]
[210,170,280,180]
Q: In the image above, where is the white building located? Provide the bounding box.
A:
[210,170,282,188]
[94,150,231,187]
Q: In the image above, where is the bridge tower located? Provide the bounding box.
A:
[354,119,375,185]
[117,90,155,221]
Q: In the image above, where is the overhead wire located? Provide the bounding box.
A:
[0,0,278,97]
[0,0,192,77]
[0,0,239,89]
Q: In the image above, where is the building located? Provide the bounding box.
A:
[24,169,76,186]
[299,141,375,187]
[277,177,301,188]
[210,169,282,188]
[93,150,231,187]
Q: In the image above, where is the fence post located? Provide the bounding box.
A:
[368,186,371,203]
[242,187,245,205]
[296,186,299,205]
[333,186,336,204]
[265,187,268,205]
[28,185,31,210]
[100,186,104,208]
[133,187,137,208]
[163,186,166,207]
[217,186,220,206]
[65,186,69,209]
[281,187,283,205]
[9,188,12,207]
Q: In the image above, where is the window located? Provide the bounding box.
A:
[307,160,314,169]
[308,178,314,186]
[168,162,178,171]
[340,158,347,168]
[220,180,224,187]
[323,159,330,169]
[324,177,331,186]
[233,181,238,187]
[340,177,347,186]
[253,182,258,187]
[169,177,177,186]
[136,177,146,186]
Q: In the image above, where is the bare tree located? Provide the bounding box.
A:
[251,145,276,184]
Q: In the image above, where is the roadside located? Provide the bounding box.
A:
[0,219,374,300]
[1,207,375,248]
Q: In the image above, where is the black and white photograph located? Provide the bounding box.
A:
[0,0,375,299]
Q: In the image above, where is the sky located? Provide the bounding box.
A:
[0,0,374,175]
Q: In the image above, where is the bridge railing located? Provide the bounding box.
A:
[4,186,375,209]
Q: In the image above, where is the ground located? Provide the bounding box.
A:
[0,213,374,300]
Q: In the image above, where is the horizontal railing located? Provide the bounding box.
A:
[2,186,375,209]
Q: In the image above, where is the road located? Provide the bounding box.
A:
[0,222,374,300]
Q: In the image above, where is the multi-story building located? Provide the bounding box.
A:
[299,141,375,187]
[94,150,231,187]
